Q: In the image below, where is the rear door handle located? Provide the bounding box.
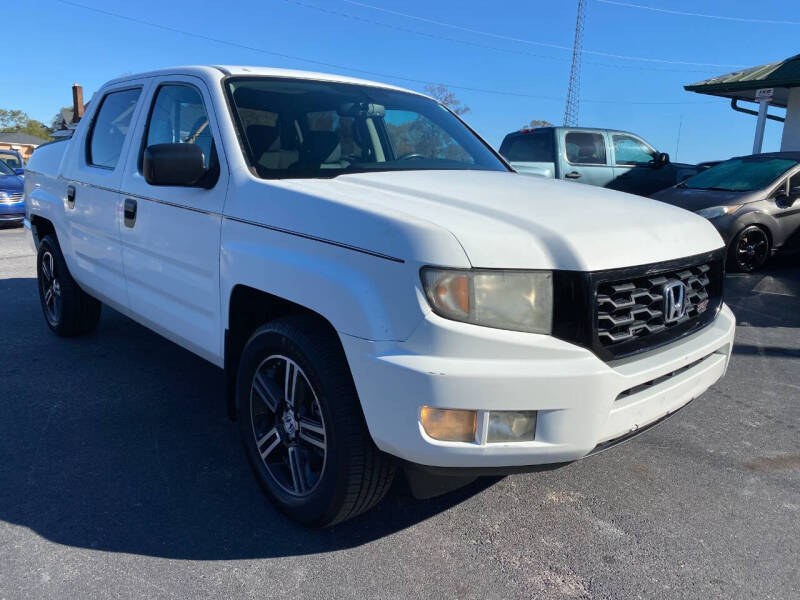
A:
[66,185,76,209]
[123,198,137,228]
[565,171,582,179]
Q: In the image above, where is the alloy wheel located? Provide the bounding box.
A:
[735,227,769,272]
[40,251,62,324]
[249,355,327,497]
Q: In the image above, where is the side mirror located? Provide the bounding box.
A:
[14,168,24,176]
[143,143,206,187]
[656,152,670,167]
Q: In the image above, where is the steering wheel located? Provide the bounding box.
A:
[396,152,426,161]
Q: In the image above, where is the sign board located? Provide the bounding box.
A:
[755,88,774,102]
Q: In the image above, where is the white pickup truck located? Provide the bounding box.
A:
[25,66,735,526]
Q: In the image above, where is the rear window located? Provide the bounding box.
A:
[499,132,554,163]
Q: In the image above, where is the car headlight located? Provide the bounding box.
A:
[0,191,8,200]
[420,268,553,334]
[696,205,742,219]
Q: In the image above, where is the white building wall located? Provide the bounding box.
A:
[781,87,800,151]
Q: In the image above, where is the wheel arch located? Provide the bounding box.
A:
[30,214,57,248]
[224,284,348,420]
[730,210,780,249]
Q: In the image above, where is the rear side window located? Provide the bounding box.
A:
[87,88,141,168]
[565,132,606,165]
[499,132,554,162]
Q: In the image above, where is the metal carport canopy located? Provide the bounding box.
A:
[684,53,800,107]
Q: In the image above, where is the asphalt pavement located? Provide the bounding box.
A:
[0,224,798,599]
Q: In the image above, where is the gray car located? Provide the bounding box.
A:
[652,152,800,272]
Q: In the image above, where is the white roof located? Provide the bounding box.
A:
[103,65,421,97]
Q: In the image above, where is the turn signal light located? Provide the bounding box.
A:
[420,407,477,442]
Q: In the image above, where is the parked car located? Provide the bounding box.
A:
[0,159,24,225]
[499,126,700,196]
[0,149,25,175]
[25,66,735,526]
[652,152,800,272]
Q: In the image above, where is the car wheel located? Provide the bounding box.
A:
[728,225,770,273]
[237,316,395,526]
[37,234,101,337]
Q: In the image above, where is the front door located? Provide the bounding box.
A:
[120,77,228,365]
[774,169,800,249]
[560,130,613,187]
[62,85,144,308]
[610,133,673,196]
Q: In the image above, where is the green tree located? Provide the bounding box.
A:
[0,108,53,141]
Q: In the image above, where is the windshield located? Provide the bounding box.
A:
[0,160,16,176]
[682,157,797,192]
[0,154,21,169]
[225,77,507,179]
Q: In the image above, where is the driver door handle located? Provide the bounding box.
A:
[123,198,137,228]
[66,185,76,209]
[565,171,582,179]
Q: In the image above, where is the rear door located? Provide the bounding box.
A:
[560,130,613,187]
[61,84,145,308]
[610,133,672,196]
[119,76,227,364]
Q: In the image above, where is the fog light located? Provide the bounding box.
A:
[420,407,477,442]
[487,411,537,443]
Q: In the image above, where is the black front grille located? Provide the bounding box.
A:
[596,263,712,346]
[551,249,725,361]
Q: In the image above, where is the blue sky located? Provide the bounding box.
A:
[3,0,795,163]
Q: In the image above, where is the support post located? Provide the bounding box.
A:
[752,99,769,154]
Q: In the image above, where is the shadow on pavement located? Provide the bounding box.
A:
[0,276,496,561]
[724,259,800,329]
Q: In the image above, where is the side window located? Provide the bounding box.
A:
[613,134,655,166]
[500,133,554,163]
[87,88,141,168]
[789,171,800,192]
[565,132,606,165]
[145,84,215,169]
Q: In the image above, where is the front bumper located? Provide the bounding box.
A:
[341,304,735,468]
[0,199,25,223]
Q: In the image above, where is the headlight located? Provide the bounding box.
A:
[696,205,742,219]
[420,268,553,334]
[0,191,8,200]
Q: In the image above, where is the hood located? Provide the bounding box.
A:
[0,174,23,194]
[286,170,724,271]
[651,186,761,212]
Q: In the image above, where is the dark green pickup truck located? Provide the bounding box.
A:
[499,126,700,197]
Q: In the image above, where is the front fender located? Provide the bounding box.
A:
[721,209,782,247]
[220,218,433,342]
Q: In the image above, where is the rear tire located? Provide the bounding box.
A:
[237,316,395,526]
[36,234,101,337]
[728,225,770,273]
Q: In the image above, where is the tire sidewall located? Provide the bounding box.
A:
[236,324,346,524]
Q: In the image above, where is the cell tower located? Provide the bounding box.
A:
[564,0,586,126]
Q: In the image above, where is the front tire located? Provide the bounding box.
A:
[728,225,770,273]
[237,316,395,526]
[36,234,101,337]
